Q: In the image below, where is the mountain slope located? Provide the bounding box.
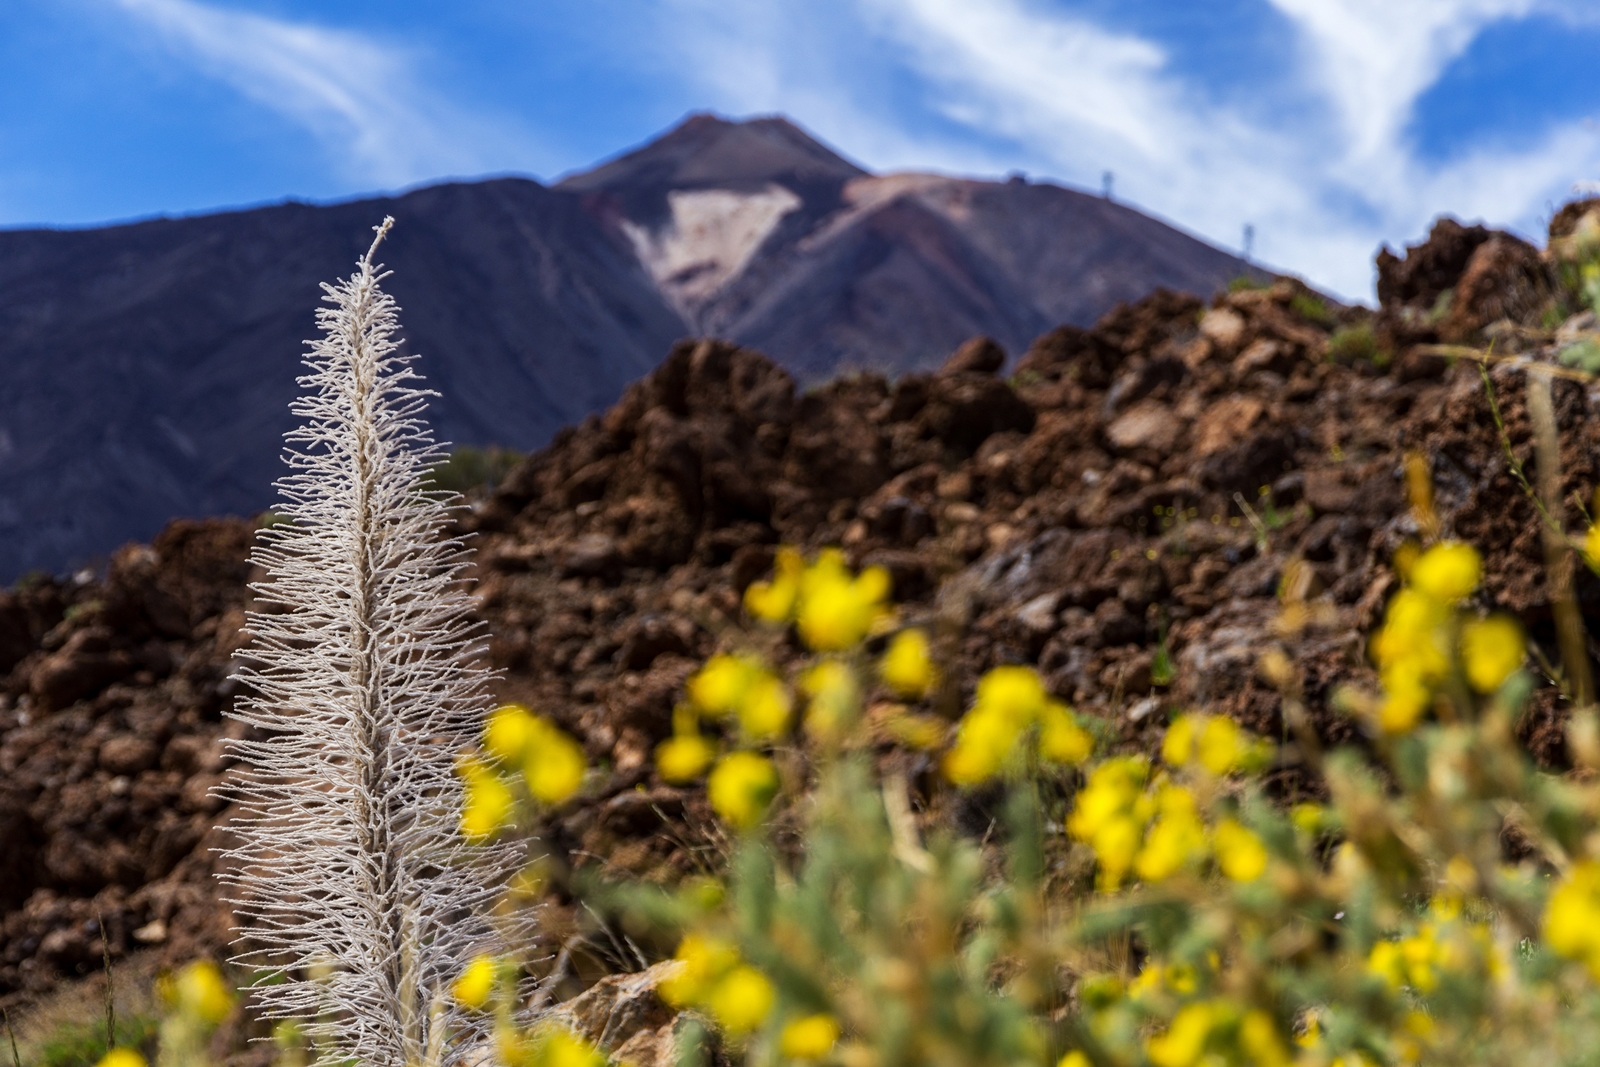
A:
[562,114,1261,376]
[0,179,686,580]
[0,112,1262,580]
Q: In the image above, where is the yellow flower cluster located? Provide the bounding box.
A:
[160,960,235,1024]
[707,751,781,829]
[660,933,776,1034]
[460,758,515,841]
[1067,758,1269,890]
[452,953,501,1009]
[744,547,891,652]
[461,706,588,839]
[499,1024,608,1067]
[880,628,937,699]
[1144,1000,1292,1067]
[1368,897,1501,995]
[780,1014,842,1059]
[487,704,588,801]
[687,653,793,740]
[943,666,1092,784]
[1370,541,1525,733]
[1162,713,1271,776]
[1544,861,1600,978]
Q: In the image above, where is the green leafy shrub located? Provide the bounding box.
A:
[1326,322,1386,367]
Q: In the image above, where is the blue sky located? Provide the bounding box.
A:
[6,0,1600,299]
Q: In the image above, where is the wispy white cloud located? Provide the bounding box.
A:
[653,0,1600,299]
[108,0,521,188]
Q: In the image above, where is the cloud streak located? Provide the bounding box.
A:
[109,0,516,188]
[655,0,1600,299]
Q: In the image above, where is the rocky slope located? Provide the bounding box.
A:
[0,112,1258,582]
[1,210,1589,1026]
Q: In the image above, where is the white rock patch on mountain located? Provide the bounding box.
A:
[620,184,800,321]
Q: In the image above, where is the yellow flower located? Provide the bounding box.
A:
[1460,614,1525,693]
[1586,523,1600,572]
[1238,1010,1292,1067]
[484,704,537,765]
[1162,714,1198,767]
[797,552,890,651]
[973,665,1048,723]
[172,960,234,1024]
[745,547,803,623]
[1134,786,1206,883]
[942,703,1023,785]
[523,719,587,804]
[1058,1054,1092,1067]
[780,1014,841,1059]
[96,1052,147,1067]
[1039,701,1093,765]
[1069,759,1149,886]
[460,760,514,841]
[707,752,780,829]
[535,1027,607,1067]
[1408,541,1480,603]
[1290,803,1326,836]
[801,659,859,740]
[1376,662,1432,735]
[705,964,776,1034]
[1214,819,1268,882]
[881,629,936,699]
[656,734,717,782]
[690,654,762,715]
[1146,1002,1215,1067]
[737,673,793,740]
[452,954,499,1010]
[1544,861,1600,977]
[1197,715,1243,775]
[660,933,740,1007]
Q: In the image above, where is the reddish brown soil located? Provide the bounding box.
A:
[4,214,1597,1003]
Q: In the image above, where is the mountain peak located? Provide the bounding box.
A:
[557,112,868,194]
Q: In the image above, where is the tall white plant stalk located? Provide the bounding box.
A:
[222,219,509,1067]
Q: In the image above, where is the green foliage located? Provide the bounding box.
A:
[32,1016,157,1067]
[1326,322,1386,367]
[1226,276,1269,294]
[1289,293,1333,327]
[425,445,523,496]
[1427,288,1454,325]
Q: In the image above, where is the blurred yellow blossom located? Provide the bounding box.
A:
[655,733,717,782]
[801,659,858,740]
[797,550,890,651]
[737,673,793,740]
[1586,523,1600,572]
[708,752,780,829]
[1213,819,1268,882]
[459,759,514,841]
[1039,701,1093,765]
[1460,614,1525,693]
[452,954,498,1010]
[1133,785,1206,883]
[523,717,586,804]
[1146,1001,1215,1067]
[745,546,803,622]
[690,654,762,715]
[171,960,234,1023]
[484,704,537,765]
[705,964,776,1034]
[95,1052,147,1067]
[660,933,740,1007]
[780,1013,841,1059]
[533,1027,607,1067]
[1544,861,1600,977]
[1408,541,1481,603]
[881,628,936,699]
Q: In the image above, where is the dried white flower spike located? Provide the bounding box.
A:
[220,218,513,1067]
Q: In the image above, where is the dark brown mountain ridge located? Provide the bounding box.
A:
[0,112,1259,582]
